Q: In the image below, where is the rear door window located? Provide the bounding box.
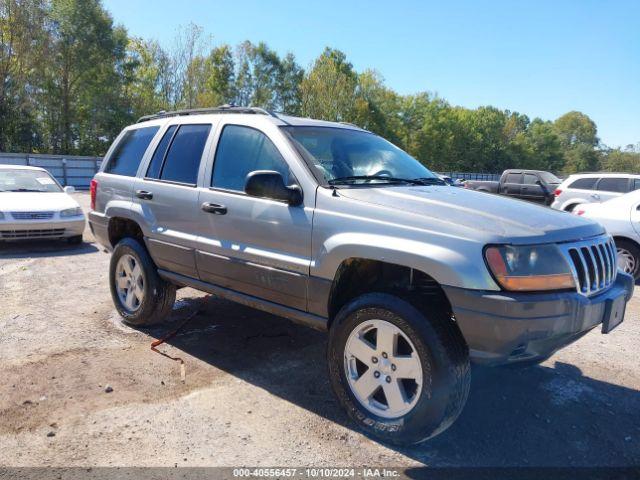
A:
[596,177,628,193]
[158,124,211,185]
[633,179,640,191]
[568,177,597,190]
[146,125,178,179]
[104,126,159,177]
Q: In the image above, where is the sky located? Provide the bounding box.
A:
[102,0,639,149]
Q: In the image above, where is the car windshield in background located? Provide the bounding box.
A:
[282,126,442,186]
[0,169,62,192]
[539,171,562,184]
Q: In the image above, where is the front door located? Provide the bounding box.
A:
[134,122,214,278]
[195,123,313,311]
[520,173,547,203]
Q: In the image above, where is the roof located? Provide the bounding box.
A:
[567,172,640,178]
[0,164,46,171]
[135,104,366,132]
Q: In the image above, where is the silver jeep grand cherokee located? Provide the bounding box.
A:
[89,105,633,445]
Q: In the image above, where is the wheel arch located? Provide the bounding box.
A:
[613,235,640,250]
[108,216,144,248]
[326,258,456,329]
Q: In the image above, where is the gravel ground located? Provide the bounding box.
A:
[0,193,639,468]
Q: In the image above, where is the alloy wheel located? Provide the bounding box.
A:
[343,319,423,419]
[115,253,145,312]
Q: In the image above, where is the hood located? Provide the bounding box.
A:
[0,192,80,213]
[338,185,604,244]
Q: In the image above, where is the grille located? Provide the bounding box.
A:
[561,236,617,296]
[10,211,55,220]
[0,228,65,239]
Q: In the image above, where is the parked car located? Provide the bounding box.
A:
[464,169,561,205]
[88,105,633,445]
[0,165,85,243]
[574,190,640,279]
[551,173,640,212]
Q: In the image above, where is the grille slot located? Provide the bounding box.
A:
[563,236,617,296]
[0,228,65,239]
[10,211,55,220]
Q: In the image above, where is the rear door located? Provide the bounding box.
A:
[501,172,523,198]
[194,121,313,311]
[520,172,547,203]
[134,121,216,278]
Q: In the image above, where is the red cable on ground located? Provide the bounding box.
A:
[150,295,211,382]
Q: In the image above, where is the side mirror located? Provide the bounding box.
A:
[244,170,303,206]
[63,186,75,194]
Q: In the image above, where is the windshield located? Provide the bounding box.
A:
[0,169,62,192]
[539,171,562,184]
[282,126,439,185]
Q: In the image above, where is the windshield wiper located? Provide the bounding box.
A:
[328,175,426,186]
[7,188,46,192]
[412,177,447,186]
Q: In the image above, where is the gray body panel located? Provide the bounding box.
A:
[88,111,630,366]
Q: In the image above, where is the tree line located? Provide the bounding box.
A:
[1,0,638,174]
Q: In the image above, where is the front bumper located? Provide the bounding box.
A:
[443,273,634,365]
[0,217,85,240]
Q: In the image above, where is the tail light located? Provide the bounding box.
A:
[554,189,562,197]
[90,179,98,210]
[576,209,585,216]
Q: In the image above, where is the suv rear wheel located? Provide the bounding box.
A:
[109,237,176,326]
[327,293,470,445]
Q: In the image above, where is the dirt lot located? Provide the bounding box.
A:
[1,192,639,468]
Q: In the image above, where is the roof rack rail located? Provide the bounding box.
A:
[136,104,281,123]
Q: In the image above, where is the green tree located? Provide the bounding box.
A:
[300,47,357,122]
[0,0,48,152]
[44,0,128,153]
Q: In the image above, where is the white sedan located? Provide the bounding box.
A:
[0,165,85,243]
[575,189,640,279]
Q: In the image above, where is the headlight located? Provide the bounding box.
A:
[485,244,575,291]
[60,207,83,218]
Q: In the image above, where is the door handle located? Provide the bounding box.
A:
[135,190,153,200]
[201,202,227,215]
[591,194,600,199]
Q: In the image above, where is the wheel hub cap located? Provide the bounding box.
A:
[115,254,144,312]
[617,248,636,274]
[343,319,423,419]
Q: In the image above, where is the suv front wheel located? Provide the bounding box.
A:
[109,237,176,326]
[328,293,470,445]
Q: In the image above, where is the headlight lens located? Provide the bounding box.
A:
[60,207,83,218]
[485,244,575,291]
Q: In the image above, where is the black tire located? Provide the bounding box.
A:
[109,237,176,326]
[564,204,579,212]
[328,293,470,445]
[615,238,640,280]
[67,235,83,245]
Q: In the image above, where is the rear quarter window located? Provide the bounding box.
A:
[104,126,159,177]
